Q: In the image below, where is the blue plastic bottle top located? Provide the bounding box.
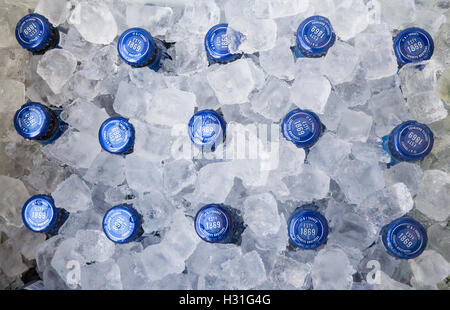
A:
[194,204,232,243]
[15,13,58,53]
[22,195,58,233]
[295,15,336,58]
[14,102,56,140]
[382,217,427,259]
[117,28,160,69]
[188,110,226,149]
[204,23,242,64]
[281,108,323,148]
[98,117,135,155]
[387,120,434,162]
[288,209,328,249]
[103,205,142,244]
[393,27,434,65]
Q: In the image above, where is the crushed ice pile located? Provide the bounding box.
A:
[1,0,450,290]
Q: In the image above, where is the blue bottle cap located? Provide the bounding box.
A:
[98,117,135,154]
[117,28,157,67]
[103,205,141,244]
[281,108,322,148]
[288,209,328,249]
[382,217,427,259]
[296,15,336,57]
[15,13,53,52]
[393,27,434,65]
[204,23,242,63]
[388,120,434,162]
[188,110,226,148]
[14,102,53,140]
[22,195,58,233]
[194,204,232,243]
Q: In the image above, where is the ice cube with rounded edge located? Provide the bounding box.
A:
[80,259,122,290]
[334,158,385,204]
[126,5,173,36]
[321,41,361,85]
[358,183,414,232]
[374,0,416,31]
[206,59,255,105]
[52,174,93,213]
[139,210,199,282]
[330,0,369,41]
[69,1,118,45]
[243,192,280,236]
[367,88,411,137]
[0,175,29,227]
[74,229,115,263]
[311,246,355,290]
[259,37,296,81]
[336,110,373,143]
[113,81,152,121]
[281,165,330,202]
[308,132,352,177]
[253,0,309,19]
[226,19,277,54]
[60,98,109,137]
[163,159,197,196]
[354,24,398,80]
[125,154,163,195]
[132,119,174,163]
[409,250,450,289]
[42,130,100,170]
[147,88,197,126]
[84,152,126,187]
[220,250,267,290]
[290,73,331,114]
[35,0,71,26]
[415,169,450,221]
[37,49,77,94]
[427,223,450,261]
[383,162,423,196]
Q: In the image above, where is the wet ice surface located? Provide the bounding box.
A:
[0,0,449,290]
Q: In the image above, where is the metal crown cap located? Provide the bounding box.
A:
[204,23,242,63]
[15,13,53,52]
[388,120,434,162]
[117,28,156,67]
[188,110,226,148]
[98,117,135,154]
[288,209,328,249]
[393,27,434,65]
[382,217,427,259]
[22,195,57,233]
[281,108,322,148]
[14,102,53,140]
[194,204,232,243]
[103,205,141,243]
[296,15,336,57]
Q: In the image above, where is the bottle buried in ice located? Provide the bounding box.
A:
[292,15,336,58]
[288,207,328,250]
[98,117,135,156]
[281,108,325,152]
[393,27,434,67]
[381,217,427,259]
[117,27,170,72]
[204,23,243,65]
[22,195,69,235]
[15,13,60,54]
[194,204,245,244]
[14,102,67,145]
[382,120,434,167]
[102,204,143,244]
